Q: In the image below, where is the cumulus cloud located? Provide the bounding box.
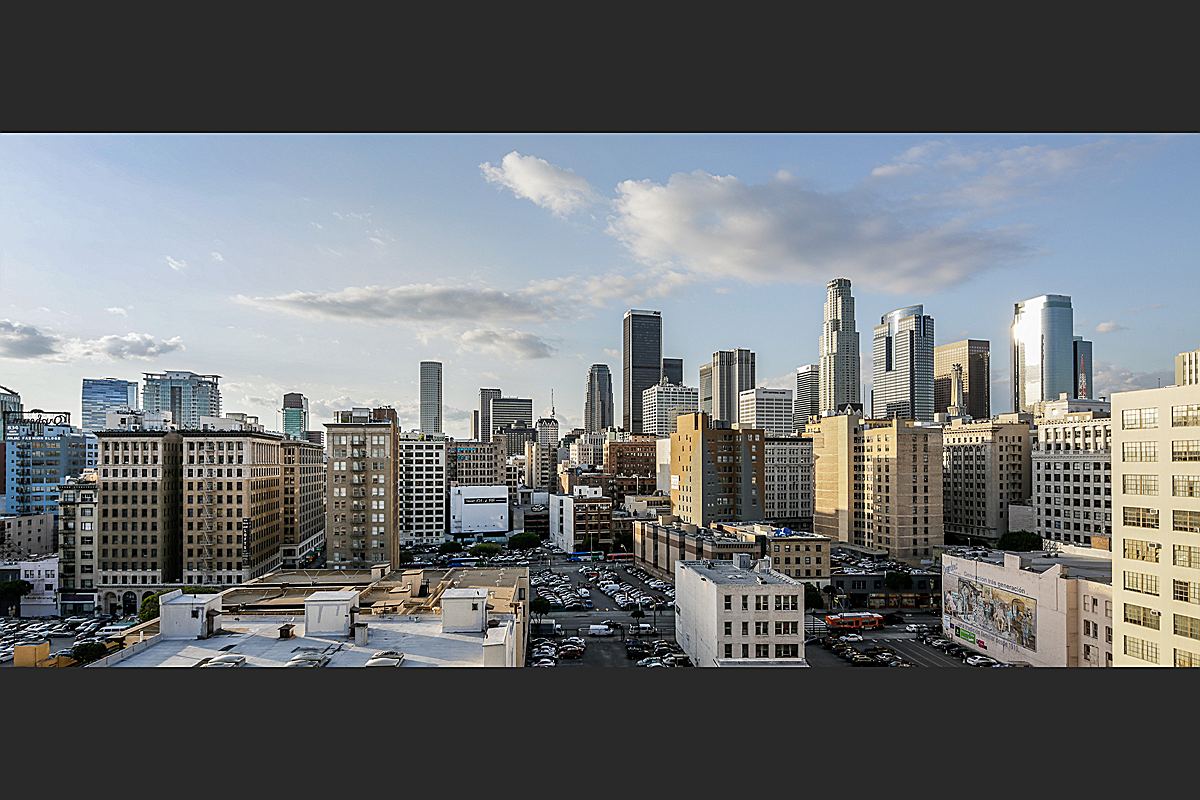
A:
[210,251,225,262]
[106,307,129,316]
[165,256,188,272]
[235,283,553,324]
[0,319,183,362]
[480,151,598,217]
[457,328,556,360]
[1095,321,1128,334]
[606,170,1027,292]
[1093,361,1173,399]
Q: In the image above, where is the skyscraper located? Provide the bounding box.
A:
[934,340,991,420]
[662,357,684,386]
[819,277,861,415]
[478,388,501,442]
[81,378,139,431]
[794,364,819,434]
[1011,294,1075,413]
[489,396,534,440]
[584,364,614,432]
[1073,336,1094,400]
[282,392,309,440]
[699,363,713,416]
[142,371,221,429]
[871,305,935,421]
[708,348,756,426]
[623,309,662,434]
[419,360,443,434]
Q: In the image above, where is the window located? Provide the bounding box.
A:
[1123,539,1159,562]
[1174,580,1200,604]
[1122,475,1158,495]
[724,594,732,611]
[741,595,748,611]
[775,643,799,658]
[1174,475,1200,498]
[754,595,771,611]
[724,621,732,636]
[1124,636,1159,664]
[775,620,799,636]
[1122,408,1158,430]
[1176,648,1200,667]
[1175,614,1200,641]
[724,644,733,659]
[1175,545,1200,570]
[1172,404,1200,427]
[1173,440,1200,462]
[1174,510,1200,533]
[1123,571,1159,596]
[755,644,770,658]
[1123,603,1160,630]
[1123,506,1159,529]
[755,621,770,635]
[1122,442,1157,462]
[774,594,799,611]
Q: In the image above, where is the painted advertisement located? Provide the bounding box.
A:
[943,576,1037,652]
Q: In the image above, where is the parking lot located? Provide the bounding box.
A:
[806,624,1010,668]
[1,614,133,666]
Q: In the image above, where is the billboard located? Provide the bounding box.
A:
[943,575,1037,652]
[450,485,510,536]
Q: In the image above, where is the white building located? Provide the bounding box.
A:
[763,437,813,530]
[1,554,59,617]
[738,388,794,438]
[548,486,612,553]
[449,485,510,539]
[642,379,699,437]
[104,409,175,431]
[655,438,672,494]
[569,430,607,469]
[1111,382,1200,667]
[397,432,447,547]
[1032,412,1112,547]
[794,364,819,434]
[675,555,807,667]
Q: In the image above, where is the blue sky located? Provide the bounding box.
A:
[1,133,1196,436]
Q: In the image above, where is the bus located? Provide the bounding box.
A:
[606,552,635,562]
[448,557,480,568]
[567,551,604,562]
[825,612,884,631]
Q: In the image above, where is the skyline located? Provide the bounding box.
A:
[1,133,1197,435]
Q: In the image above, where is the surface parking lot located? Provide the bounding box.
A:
[806,625,974,668]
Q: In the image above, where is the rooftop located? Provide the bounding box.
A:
[944,549,1112,584]
[678,559,800,586]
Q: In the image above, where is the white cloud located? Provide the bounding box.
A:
[480,151,598,217]
[457,328,556,360]
[0,319,61,359]
[165,256,188,272]
[0,319,183,362]
[69,333,184,360]
[1095,321,1128,334]
[1093,361,1173,399]
[105,307,129,316]
[368,237,385,246]
[236,283,554,324]
[210,251,225,262]
[606,170,1026,292]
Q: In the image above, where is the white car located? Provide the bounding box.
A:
[904,624,922,632]
[965,655,999,667]
[839,633,864,642]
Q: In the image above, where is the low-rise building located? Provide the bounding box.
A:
[941,547,1113,667]
[0,554,59,617]
[632,516,761,580]
[713,522,830,584]
[675,555,807,667]
[548,487,613,553]
[449,485,510,541]
[0,512,55,558]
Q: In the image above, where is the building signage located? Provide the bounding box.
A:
[955,627,976,644]
[463,497,507,504]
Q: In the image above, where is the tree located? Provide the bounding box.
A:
[630,607,646,623]
[0,579,33,617]
[529,597,552,622]
[438,541,464,555]
[71,641,109,664]
[395,548,414,566]
[508,532,540,551]
[996,530,1042,552]
[469,542,502,558]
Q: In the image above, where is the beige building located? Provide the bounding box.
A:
[57,471,98,591]
[715,521,831,584]
[864,419,943,564]
[1,512,55,559]
[806,412,865,546]
[325,411,399,569]
[633,516,761,579]
[942,548,1113,667]
[670,412,764,527]
[762,436,813,530]
[1032,412,1112,548]
[280,438,325,568]
[933,339,990,420]
[449,439,504,486]
[1111,382,1200,667]
[942,414,1032,544]
[1177,347,1200,387]
[675,555,807,667]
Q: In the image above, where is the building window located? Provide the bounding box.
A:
[1175,614,1200,641]
[1174,580,1200,605]
[1176,648,1200,667]
[1174,475,1200,498]
[724,594,731,610]
[1174,510,1200,534]
[1122,475,1159,495]
[1175,545,1200,570]
[724,621,732,636]
[1123,539,1160,563]
[1122,408,1158,430]
[774,620,799,636]
[1123,603,1160,630]
[1173,440,1200,462]
[1123,571,1159,596]
[1123,636,1159,664]
[775,643,799,658]
[1122,442,1158,463]
[1171,404,1200,427]
[1122,506,1159,529]
[755,621,769,635]
[755,644,770,658]
[724,644,732,659]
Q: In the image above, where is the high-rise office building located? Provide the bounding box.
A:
[1111,382,1200,667]
[871,305,935,421]
[420,361,443,434]
[477,388,502,443]
[699,363,713,416]
[623,309,663,434]
[2,416,97,517]
[1011,295,1077,413]
[708,348,756,426]
[1177,348,1200,387]
[738,388,793,438]
[1073,336,1094,400]
[794,364,819,435]
[81,378,139,431]
[642,379,699,437]
[942,414,1033,544]
[662,357,684,386]
[934,340,991,420]
[396,432,447,547]
[584,364,614,432]
[280,438,326,568]
[282,392,309,440]
[489,396,534,440]
[819,277,861,415]
[142,371,221,429]
[763,436,813,531]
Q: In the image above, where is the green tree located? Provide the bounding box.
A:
[395,548,414,566]
[0,579,33,617]
[529,597,552,622]
[71,641,109,664]
[996,530,1042,552]
[508,532,540,551]
[630,607,646,623]
[469,542,502,558]
[438,541,464,555]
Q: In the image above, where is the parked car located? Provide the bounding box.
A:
[839,633,864,642]
[965,654,998,667]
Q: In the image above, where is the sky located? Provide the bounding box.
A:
[1,133,1197,437]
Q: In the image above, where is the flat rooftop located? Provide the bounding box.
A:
[106,614,491,668]
[678,560,799,586]
[946,550,1112,584]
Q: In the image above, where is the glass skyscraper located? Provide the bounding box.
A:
[419,361,443,434]
[2,418,97,517]
[871,305,935,421]
[584,364,614,432]
[623,309,662,434]
[282,392,309,440]
[1011,295,1075,413]
[81,377,139,431]
[142,371,221,429]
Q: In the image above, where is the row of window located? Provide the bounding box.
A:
[1122,441,1200,461]
[1123,405,1200,429]
[1121,507,1200,533]
[722,643,800,659]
